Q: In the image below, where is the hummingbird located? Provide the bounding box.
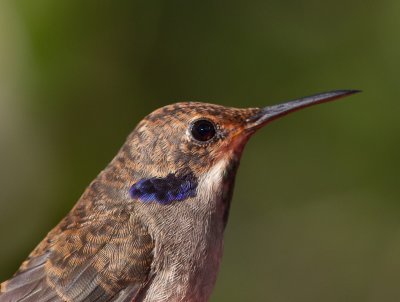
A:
[0,90,359,302]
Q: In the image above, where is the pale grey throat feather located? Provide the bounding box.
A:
[133,158,233,302]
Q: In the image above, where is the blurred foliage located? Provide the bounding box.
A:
[0,1,399,301]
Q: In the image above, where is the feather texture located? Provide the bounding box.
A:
[0,175,154,302]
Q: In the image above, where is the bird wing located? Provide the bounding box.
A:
[0,195,155,302]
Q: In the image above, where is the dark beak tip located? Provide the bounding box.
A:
[335,89,362,95]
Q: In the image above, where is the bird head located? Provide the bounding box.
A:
[118,90,359,206]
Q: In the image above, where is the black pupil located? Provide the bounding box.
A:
[191,120,216,142]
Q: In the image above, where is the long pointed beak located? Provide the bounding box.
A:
[246,90,360,130]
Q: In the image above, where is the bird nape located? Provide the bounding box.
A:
[0,90,360,302]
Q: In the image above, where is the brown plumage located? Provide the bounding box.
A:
[0,91,359,302]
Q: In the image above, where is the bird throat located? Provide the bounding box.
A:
[196,157,240,228]
[129,156,239,218]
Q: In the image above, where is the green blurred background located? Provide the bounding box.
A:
[0,1,399,301]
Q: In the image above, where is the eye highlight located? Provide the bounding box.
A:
[190,119,216,142]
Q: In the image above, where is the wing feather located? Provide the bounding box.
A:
[0,194,154,302]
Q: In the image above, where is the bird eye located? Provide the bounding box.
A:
[190,119,216,142]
